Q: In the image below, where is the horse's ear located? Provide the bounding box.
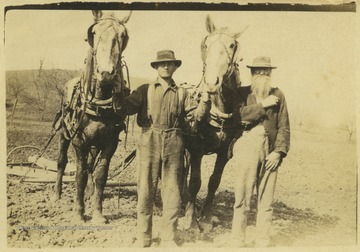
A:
[234,25,249,39]
[92,10,103,21]
[206,15,216,34]
[119,11,132,24]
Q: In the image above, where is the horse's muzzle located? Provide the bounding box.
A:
[97,68,116,83]
[204,82,222,94]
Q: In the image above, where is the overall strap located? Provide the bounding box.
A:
[147,83,155,123]
[147,84,186,127]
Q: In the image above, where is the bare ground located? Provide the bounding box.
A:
[6,119,357,249]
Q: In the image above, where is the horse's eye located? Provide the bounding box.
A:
[230,43,235,49]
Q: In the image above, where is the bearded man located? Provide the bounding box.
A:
[230,56,290,247]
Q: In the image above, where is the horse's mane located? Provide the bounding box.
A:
[217,27,239,38]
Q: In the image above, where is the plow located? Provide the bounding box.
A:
[6,144,137,187]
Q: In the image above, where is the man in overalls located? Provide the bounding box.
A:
[112,50,211,247]
[230,56,290,247]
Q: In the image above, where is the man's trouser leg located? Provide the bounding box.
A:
[160,129,184,242]
[255,165,278,245]
[231,126,267,246]
[136,129,161,246]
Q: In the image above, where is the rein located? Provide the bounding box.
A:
[62,17,130,140]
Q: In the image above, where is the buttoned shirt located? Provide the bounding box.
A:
[116,78,210,130]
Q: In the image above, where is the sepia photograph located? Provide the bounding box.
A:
[1,0,358,250]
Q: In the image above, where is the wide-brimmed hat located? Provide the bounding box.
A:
[150,50,182,69]
[246,56,277,69]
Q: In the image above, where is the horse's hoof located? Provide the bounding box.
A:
[178,215,196,230]
[50,193,61,202]
[85,185,95,199]
[183,215,199,230]
[91,212,107,224]
[198,217,213,233]
[71,214,85,224]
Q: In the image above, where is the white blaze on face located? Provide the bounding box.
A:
[202,15,245,92]
[204,38,228,88]
[93,23,120,81]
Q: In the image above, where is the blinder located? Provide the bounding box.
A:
[87,23,97,48]
[201,34,239,77]
[121,32,129,52]
[87,21,129,51]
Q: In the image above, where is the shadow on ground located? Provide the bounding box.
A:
[181,190,339,247]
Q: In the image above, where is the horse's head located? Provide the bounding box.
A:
[201,15,247,93]
[87,10,131,83]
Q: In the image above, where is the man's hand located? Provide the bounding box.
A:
[261,95,279,108]
[112,92,125,114]
[265,151,281,171]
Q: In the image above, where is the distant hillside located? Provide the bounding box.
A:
[6,69,148,93]
[5,69,149,122]
[125,76,150,90]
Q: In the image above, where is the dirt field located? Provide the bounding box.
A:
[6,115,357,249]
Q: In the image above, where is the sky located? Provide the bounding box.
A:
[3,7,358,129]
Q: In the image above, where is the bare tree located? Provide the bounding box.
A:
[15,58,80,121]
[344,119,355,142]
[339,117,356,142]
[6,74,26,126]
[26,59,71,120]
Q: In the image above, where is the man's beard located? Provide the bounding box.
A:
[251,75,272,98]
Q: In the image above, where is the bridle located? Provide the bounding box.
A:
[89,18,128,77]
[83,17,129,102]
[199,32,241,129]
[62,15,131,141]
[201,32,240,85]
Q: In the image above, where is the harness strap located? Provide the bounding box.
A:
[210,105,233,119]
[174,86,186,128]
[83,102,113,117]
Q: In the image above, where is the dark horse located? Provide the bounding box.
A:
[53,10,131,223]
[184,15,247,229]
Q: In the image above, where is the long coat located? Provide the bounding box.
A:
[236,86,291,157]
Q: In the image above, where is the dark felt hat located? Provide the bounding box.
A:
[150,50,182,69]
[246,56,277,69]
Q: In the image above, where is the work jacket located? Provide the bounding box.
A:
[236,86,290,157]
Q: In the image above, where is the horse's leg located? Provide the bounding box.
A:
[184,153,203,229]
[85,147,100,199]
[91,139,118,224]
[72,141,90,222]
[53,132,71,201]
[200,150,229,221]
[180,149,190,206]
